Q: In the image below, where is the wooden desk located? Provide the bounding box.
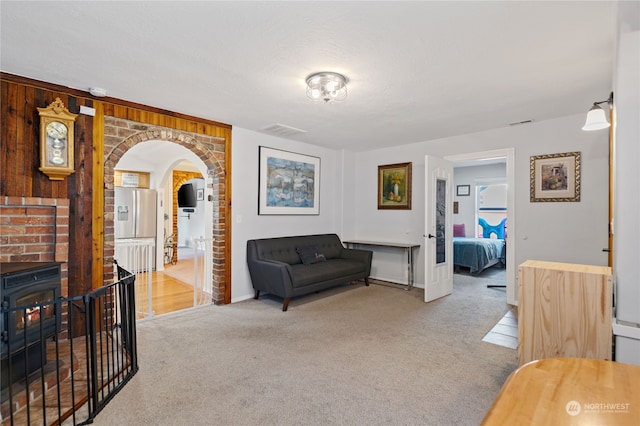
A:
[343,240,420,290]
[482,358,640,426]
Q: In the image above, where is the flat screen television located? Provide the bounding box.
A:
[178,183,197,207]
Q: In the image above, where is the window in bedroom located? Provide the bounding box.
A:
[477,183,507,238]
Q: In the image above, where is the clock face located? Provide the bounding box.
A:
[45,121,68,167]
[46,121,67,140]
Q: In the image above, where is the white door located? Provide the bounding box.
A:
[424,155,454,302]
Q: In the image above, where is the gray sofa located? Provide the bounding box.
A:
[246,234,373,311]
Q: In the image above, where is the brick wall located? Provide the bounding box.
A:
[0,196,70,298]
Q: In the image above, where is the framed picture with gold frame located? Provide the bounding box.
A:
[530,151,581,202]
[377,162,412,210]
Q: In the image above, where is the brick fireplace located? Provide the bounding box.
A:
[0,196,70,328]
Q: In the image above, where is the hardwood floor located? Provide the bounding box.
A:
[137,252,211,319]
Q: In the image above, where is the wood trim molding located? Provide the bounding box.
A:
[608,105,614,267]
[224,129,232,304]
[0,72,231,130]
[92,101,105,290]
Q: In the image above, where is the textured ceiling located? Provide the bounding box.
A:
[1,1,616,151]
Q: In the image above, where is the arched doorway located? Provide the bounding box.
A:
[102,117,228,304]
[172,171,206,265]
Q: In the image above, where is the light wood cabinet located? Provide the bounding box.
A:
[517,260,612,366]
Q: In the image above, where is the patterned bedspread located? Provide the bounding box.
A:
[453,237,505,274]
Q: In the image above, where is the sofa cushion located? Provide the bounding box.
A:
[254,240,302,264]
[296,245,327,265]
[252,234,345,264]
[290,259,365,287]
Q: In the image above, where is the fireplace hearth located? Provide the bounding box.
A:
[1,262,62,390]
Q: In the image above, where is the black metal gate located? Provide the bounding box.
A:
[1,264,138,425]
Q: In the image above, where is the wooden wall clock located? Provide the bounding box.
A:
[37,98,78,180]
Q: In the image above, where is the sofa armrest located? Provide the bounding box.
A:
[340,248,373,276]
[248,258,295,298]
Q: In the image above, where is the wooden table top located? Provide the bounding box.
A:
[482,357,640,426]
[343,240,420,248]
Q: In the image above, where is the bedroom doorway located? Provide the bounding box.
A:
[445,148,516,306]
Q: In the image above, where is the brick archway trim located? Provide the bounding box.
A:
[102,117,227,304]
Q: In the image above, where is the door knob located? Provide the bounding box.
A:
[427,234,436,239]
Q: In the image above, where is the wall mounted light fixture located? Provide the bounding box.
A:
[582,92,614,131]
[306,72,348,103]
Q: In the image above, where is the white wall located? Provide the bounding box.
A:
[230,113,609,302]
[177,178,206,247]
[612,0,640,365]
[346,113,610,288]
[231,127,344,302]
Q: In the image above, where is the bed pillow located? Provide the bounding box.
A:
[453,224,466,237]
[296,245,327,265]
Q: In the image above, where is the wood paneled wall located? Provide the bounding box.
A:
[1,77,95,301]
[1,73,232,304]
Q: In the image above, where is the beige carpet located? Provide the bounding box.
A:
[91,269,516,425]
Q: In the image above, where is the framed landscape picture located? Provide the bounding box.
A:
[530,151,581,202]
[378,162,412,210]
[258,146,320,215]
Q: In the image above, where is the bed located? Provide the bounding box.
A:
[453,237,505,274]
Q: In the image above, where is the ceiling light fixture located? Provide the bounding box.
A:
[582,92,613,131]
[305,72,348,103]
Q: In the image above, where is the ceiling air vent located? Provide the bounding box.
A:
[509,119,534,126]
[261,123,308,137]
